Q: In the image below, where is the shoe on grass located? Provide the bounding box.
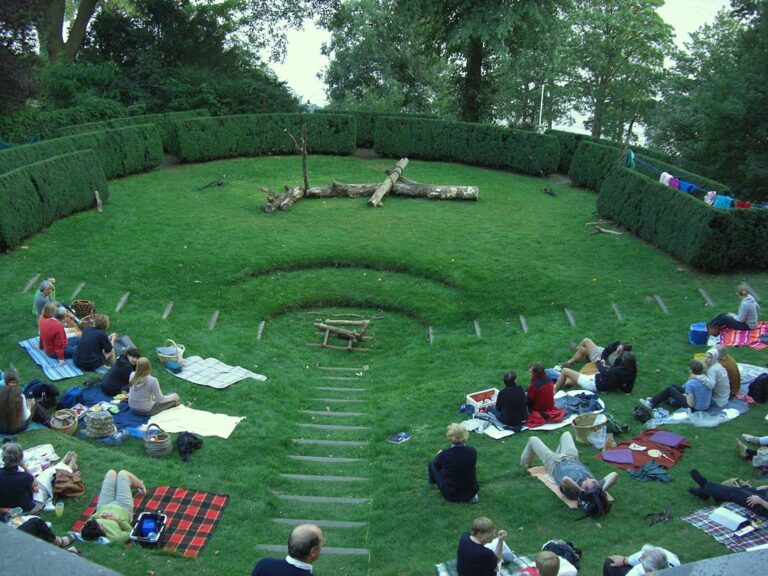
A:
[742,434,760,445]
[638,398,653,413]
[690,468,707,487]
[687,487,709,500]
[736,438,750,459]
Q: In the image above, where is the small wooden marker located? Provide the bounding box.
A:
[257,320,266,340]
[23,273,41,294]
[653,294,669,315]
[473,319,482,338]
[162,301,174,320]
[115,292,129,312]
[519,314,528,334]
[427,325,434,344]
[743,282,760,301]
[70,282,85,300]
[564,308,576,327]
[611,302,623,321]
[94,190,103,213]
[698,288,714,307]
[209,310,219,330]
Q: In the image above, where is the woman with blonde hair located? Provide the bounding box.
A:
[708,283,761,334]
[128,357,180,416]
[428,423,479,503]
[0,369,50,434]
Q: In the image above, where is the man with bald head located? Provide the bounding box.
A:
[252,523,323,575]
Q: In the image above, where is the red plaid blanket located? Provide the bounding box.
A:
[72,486,229,558]
[720,322,768,350]
[683,502,768,552]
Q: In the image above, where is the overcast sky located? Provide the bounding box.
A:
[264,0,730,107]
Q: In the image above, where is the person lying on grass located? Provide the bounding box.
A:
[736,434,768,470]
[688,468,768,516]
[602,544,680,576]
[80,469,145,544]
[428,423,479,503]
[638,359,710,414]
[17,516,79,550]
[128,357,180,417]
[553,352,637,394]
[562,338,632,369]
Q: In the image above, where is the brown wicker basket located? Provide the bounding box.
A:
[572,412,608,443]
[156,339,185,365]
[50,409,78,435]
[72,300,96,317]
[144,424,173,457]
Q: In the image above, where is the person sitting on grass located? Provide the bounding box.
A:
[100,347,140,397]
[602,544,680,576]
[33,278,77,324]
[553,352,637,394]
[703,347,730,409]
[128,357,180,417]
[0,369,50,434]
[428,423,479,504]
[527,363,555,412]
[520,431,619,503]
[488,371,527,429]
[517,551,561,576]
[456,517,508,576]
[563,338,632,369]
[716,344,740,398]
[688,468,768,516]
[251,523,323,576]
[80,469,145,544]
[638,359,710,414]
[74,314,117,372]
[708,283,760,334]
[39,305,80,367]
[0,441,42,513]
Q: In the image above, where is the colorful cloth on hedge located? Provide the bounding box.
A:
[435,552,534,576]
[669,177,680,189]
[713,194,734,209]
[167,355,267,389]
[659,171,673,186]
[678,180,698,194]
[720,322,768,350]
[683,502,768,552]
[594,429,690,470]
[704,190,717,205]
[148,405,244,439]
[18,337,108,381]
[622,149,635,169]
[736,200,752,208]
[526,408,567,428]
[627,460,674,482]
[72,486,229,558]
[80,386,148,430]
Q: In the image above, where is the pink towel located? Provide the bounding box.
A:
[669,177,680,189]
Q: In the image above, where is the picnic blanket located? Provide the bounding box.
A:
[80,386,148,430]
[738,363,768,389]
[72,486,229,558]
[149,405,244,439]
[18,337,108,381]
[527,466,615,509]
[436,549,534,576]
[645,397,749,429]
[720,322,768,350]
[596,429,690,471]
[168,355,267,389]
[683,501,768,552]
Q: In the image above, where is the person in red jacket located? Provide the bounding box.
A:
[527,363,555,412]
[39,305,80,366]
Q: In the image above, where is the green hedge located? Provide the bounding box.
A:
[597,168,768,271]
[174,113,356,162]
[58,109,209,153]
[633,153,731,196]
[0,150,108,251]
[374,118,560,176]
[315,110,438,148]
[0,125,163,180]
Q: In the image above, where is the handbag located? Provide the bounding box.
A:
[54,469,85,498]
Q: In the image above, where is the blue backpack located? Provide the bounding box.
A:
[58,386,83,409]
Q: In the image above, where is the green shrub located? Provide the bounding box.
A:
[0,125,163,180]
[58,109,209,153]
[0,150,108,251]
[597,168,768,271]
[633,153,731,196]
[315,110,438,148]
[374,118,560,176]
[568,141,623,190]
[174,113,356,162]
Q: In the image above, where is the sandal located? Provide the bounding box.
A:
[57,533,76,548]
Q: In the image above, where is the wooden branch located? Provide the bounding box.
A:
[368,158,409,207]
[589,226,623,237]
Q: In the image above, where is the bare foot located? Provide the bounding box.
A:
[736,438,749,459]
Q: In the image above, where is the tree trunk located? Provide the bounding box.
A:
[40,0,100,63]
[367,157,408,207]
[462,35,484,123]
[260,187,306,212]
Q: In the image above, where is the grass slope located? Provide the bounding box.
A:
[0,155,766,575]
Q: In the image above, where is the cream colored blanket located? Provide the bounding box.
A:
[149,405,245,439]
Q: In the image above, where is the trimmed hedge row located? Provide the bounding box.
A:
[597,168,768,271]
[374,118,560,176]
[0,125,163,180]
[174,113,356,162]
[633,153,731,196]
[0,100,126,143]
[58,109,209,153]
[315,110,438,148]
[0,150,108,251]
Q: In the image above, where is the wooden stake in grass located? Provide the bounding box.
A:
[564,308,576,327]
[70,282,85,300]
[115,292,129,312]
[519,314,528,334]
[427,325,434,344]
[162,301,174,320]
[653,294,669,315]
[94,190,103,213]
[698,288,714,307]
[473,319,482,338]
[257,320,266,341]
[22,273,41,294]
[209,310,220,330]
[368,158,408,207]
[611,302,623,321]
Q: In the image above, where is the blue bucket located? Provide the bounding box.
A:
[689,322,708,345]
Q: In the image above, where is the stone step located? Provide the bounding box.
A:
[314,386,368,393]
[299,409,369,417]
[272,518,368,528]
[293,439,369,447]
[280,474,367,482]
[319,376,364,381]
[310,398,366,404]
[299,423,371,431]
[288,455,363,463]
[277,495,370,504]
[256,544,369,556]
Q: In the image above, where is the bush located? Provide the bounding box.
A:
[597,168,768,271]
[0,124,163,179]
[315,110,438,148]
[174,113,356,163]
[374,118,560,176]
[58,109,209,153]
[633,153,731,197]
[0,150,108,251]
[568,142,623,191]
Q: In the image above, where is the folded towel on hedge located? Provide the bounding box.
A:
[167,355,267,389]
[149,405,244,439]
[18,337,108,381]
[720,322,768,350]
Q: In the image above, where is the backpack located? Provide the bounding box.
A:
[748,374,768,403]
[23,378,60,409]
[633,405,651,423]
[542,540,582,570]
[58,386,83,409]
[603,412,630,435]
[576,487,611,519]
[177,431,203,462]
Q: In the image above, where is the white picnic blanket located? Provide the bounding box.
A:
[149,405,245,439]
[168,355,266,389]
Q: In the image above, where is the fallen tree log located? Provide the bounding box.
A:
[368,157,408,207]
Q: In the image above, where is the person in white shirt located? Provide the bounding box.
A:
[603,544,680,575]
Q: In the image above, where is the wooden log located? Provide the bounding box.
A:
[261,186,306,212]
[319,182,478,201]
[368,158,408,207]
[314,322,368,342]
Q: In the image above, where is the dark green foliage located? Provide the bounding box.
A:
[0,150,108,251]
[568,141,623,190]
[0,125,163,180]
[597,167,768,271]
[175,113,356,163]
[634,152,731,196]
[316,110,438,148]
[58,109,209,152]
[374,117,560,175]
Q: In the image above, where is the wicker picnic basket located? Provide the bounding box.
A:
[72,300,96,317]
[85,409,116,438]
[156,339,185,365]
[144,424,173,457]
[572,412,608,443]
[50,409,78,436]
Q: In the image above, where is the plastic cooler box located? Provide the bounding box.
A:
[466,388,499,410]
[130,512,168,548]
[689,322,708,345]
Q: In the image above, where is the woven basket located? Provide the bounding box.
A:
[144,424,173,457]
[85,409,115,438]
[156,339,185,365]
[72,300,96,317]
[572,412,608,443]
[79,314,95,328]
[50,409,78,436]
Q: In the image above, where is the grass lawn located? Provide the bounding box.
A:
[1,154,767,575]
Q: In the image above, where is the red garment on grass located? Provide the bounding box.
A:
[526,408,566,428]
[595,428,690,470]
[527,380,555,412]
[39,317,66,359]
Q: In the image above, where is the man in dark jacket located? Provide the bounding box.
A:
[490,371,527,428]
[99,348,140,396]
[428,423,479,503]
[251,524,323,575]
